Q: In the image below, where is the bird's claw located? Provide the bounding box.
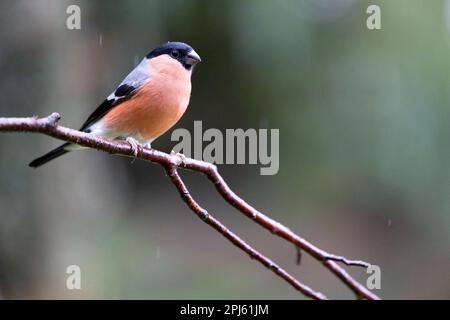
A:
[170,150,187,166]
[126,137,143,159]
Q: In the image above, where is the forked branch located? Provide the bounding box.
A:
[0,113,380,300]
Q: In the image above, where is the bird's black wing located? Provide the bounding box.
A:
[79,84,136,131]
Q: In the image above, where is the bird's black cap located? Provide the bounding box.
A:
[146,41,201,70]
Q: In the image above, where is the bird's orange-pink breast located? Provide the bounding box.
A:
[102,55,192,141]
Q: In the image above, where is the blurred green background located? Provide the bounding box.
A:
[1,0,449,299]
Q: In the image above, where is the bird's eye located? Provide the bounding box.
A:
[170,49,180,58]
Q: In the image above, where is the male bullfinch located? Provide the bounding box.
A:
[29,41,201,168]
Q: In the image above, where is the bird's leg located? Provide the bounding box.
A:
[125,137,143,158]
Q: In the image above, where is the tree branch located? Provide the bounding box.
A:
[165,165,326,300]
[0,113,380,300]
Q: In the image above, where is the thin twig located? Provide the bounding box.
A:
[165,166,326,300]
[202,168,379,299]
[0,113,381,300]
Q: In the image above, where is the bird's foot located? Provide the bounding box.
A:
[126,137,143,159]
[171,150,188,166]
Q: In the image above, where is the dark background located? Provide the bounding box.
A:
[0,0,449,299]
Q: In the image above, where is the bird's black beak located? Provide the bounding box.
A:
[185,49,201,66]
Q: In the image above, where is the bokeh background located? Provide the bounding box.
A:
[0,0,449,299]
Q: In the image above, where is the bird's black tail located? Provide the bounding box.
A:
[29,143,71,168]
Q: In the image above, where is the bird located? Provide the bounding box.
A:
[29,41,201,168]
